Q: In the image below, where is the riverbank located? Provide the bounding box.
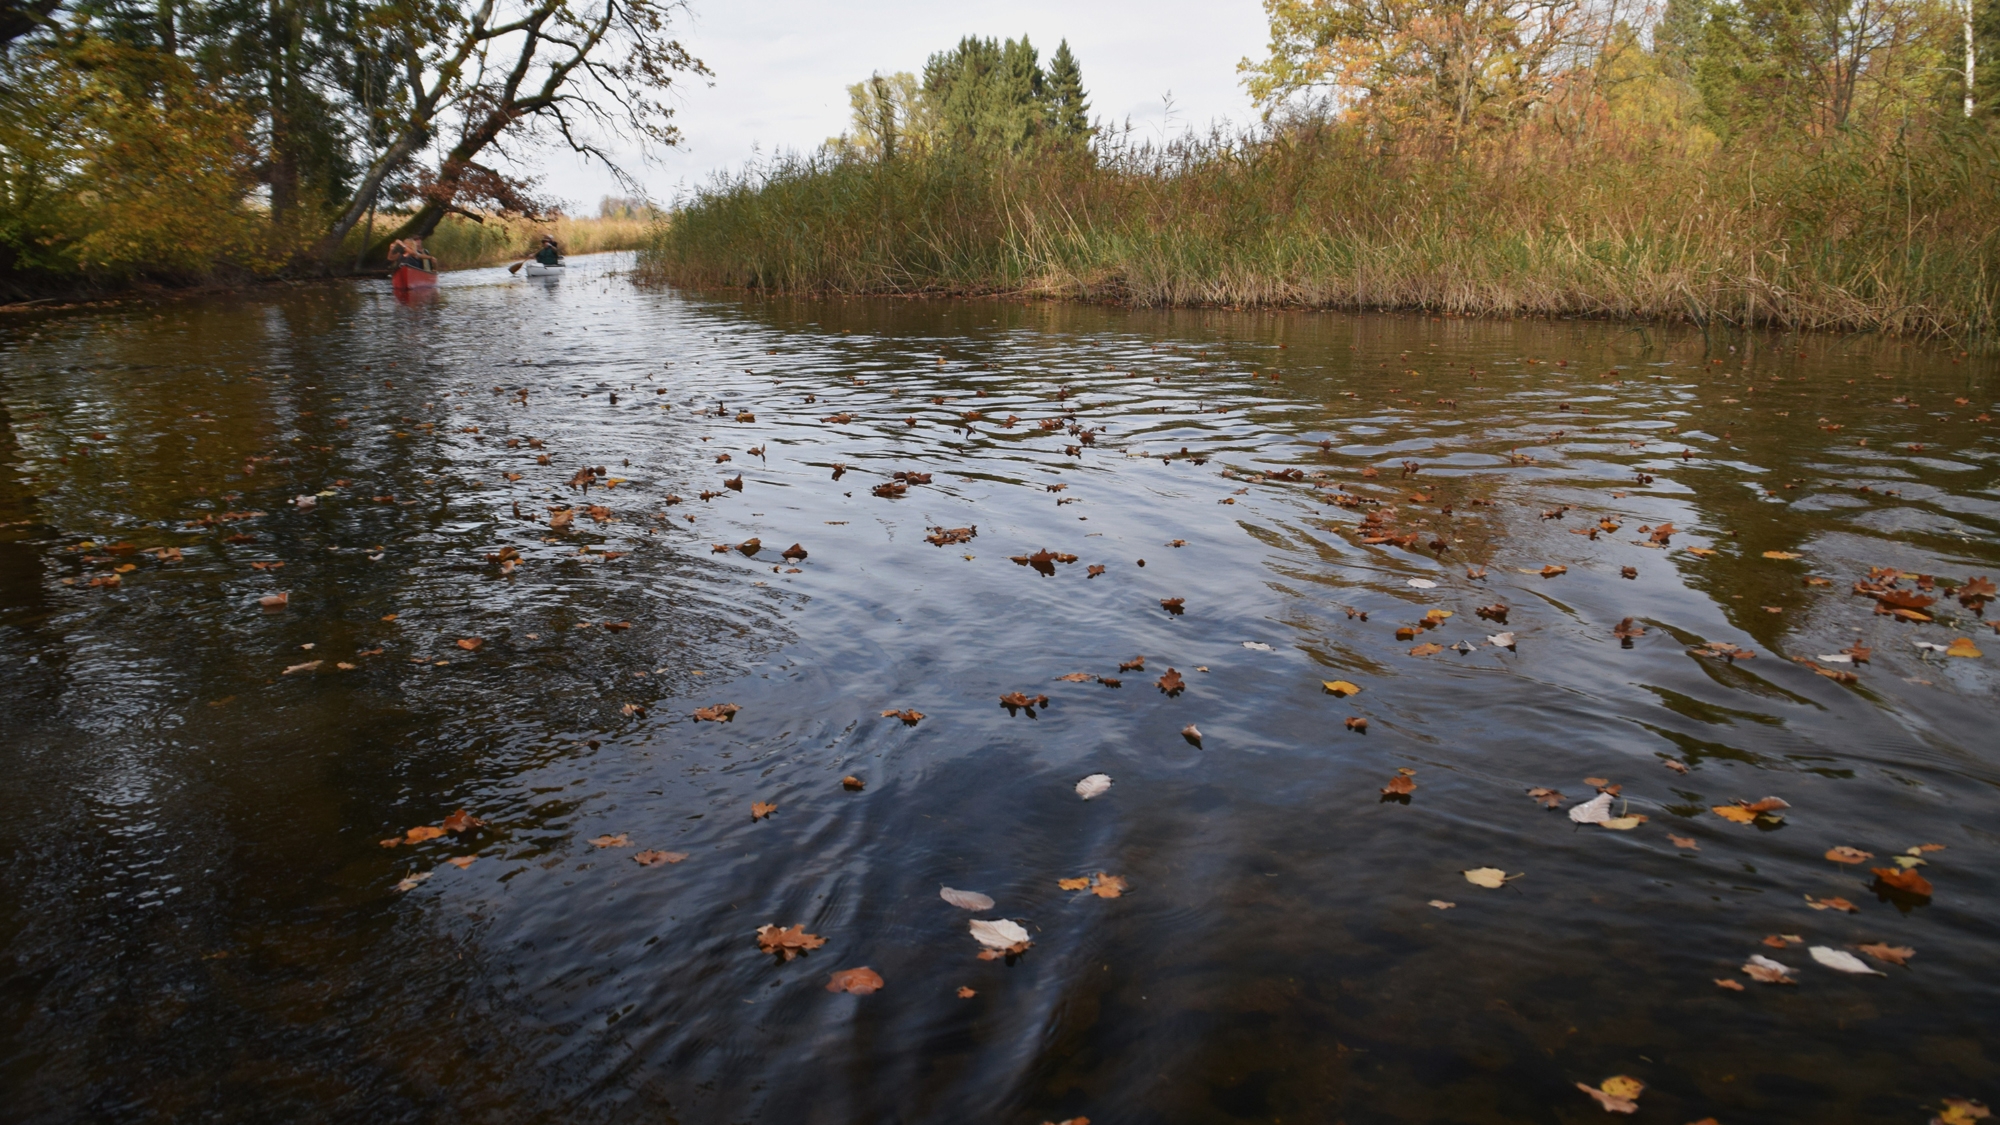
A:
[638,126,2000,343]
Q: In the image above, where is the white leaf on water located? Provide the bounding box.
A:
[940,886,994,911]
[1748,953,1795,977]
[1451,640,1475,653]
[1816,654,1853,663]
[1914,641,1948,652]
[1241,641,1273,651]
[1810,946,1885,975]
[969,918,1030,949]
[1570,792,1614,825]
[1488,632,1516,648]
[1075,773,1112,800]
[1462,867,1512,888]
[1407,578,1438,589]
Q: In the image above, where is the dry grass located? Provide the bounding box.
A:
[346,214,654,271]
[640,122,2000,342]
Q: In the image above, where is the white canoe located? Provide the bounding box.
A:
[524,261,565,276]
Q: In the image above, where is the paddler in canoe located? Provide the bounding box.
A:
[388,237,438,289]
[512,235,565,275]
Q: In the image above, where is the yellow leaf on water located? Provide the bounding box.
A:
[1600,1076,1645,1100]
[1462,867,1514,888]
[1712,805,1758,823]
[1409,642,1444,656]
[1945,637,1982,658]
[1322,680,1362,696]
[1687,547,1718,557]
[1762,551,1802,560]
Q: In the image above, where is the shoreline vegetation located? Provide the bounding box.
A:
[640,17,2000,343]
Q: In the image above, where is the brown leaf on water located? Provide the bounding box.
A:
[1613,617,1646,639]
[751,801,777,820]
[1087,564,1106,577]
[781,543,808,562]
[1935,1100,1991,1125]
[1160,597,1185,615]
[1857,942,1914,966]
[441,809,485,834]
[259,592,289,609]
[1526,787,1565,809]
[446,855,477,868]
[881,708,924,725]
[1345,716,1368,731]
[456,638,483,651]
[1663,758,1689,774]
[1056,672,1096,682]
[1381,770,1416,796]
[1541,565,1568,577]
[1946,637,1983,658]
[1872,866,1934,896]
[1842,643,1872,663]
[1408,642,1443,656]
[1620,566,1638,579]
[957,986,976,998]
[1090,873,1128,899]
[1475,603,1509,623]
[999,691,1050,716]
[1741,958,1797,984]
[1155,668,1185,696]
[1763,551,1803,560]
[755,923,825,961]
[693,703,740,722]
[826,967,884,994]
[403,825,446,844]
[588,833,631,849]
[871,481,908,498]
[735,537,761,556]
[842,775,865,791]
[1668,834,1699,850]
[1761,934,1798,948]
[1714,978,1745,991]
[1805,895,1860,913]
[1825,846,1874,864]
[1119,655,1146,672]
[1649,523,1676,545]
[283,660,322,675]
[634,850,686,866]
[925,525,976,546]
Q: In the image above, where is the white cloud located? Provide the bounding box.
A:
[506,0,1269,211]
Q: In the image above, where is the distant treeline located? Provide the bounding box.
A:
[644,7,2000,340]
[0,0,702,297]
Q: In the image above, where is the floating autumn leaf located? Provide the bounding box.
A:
[1742,955,1797,984]
[1805,895,1860,913]
[634,850,687,866]
[825,966,885,994]
[1118,656,1146,673]
[440,809,485,835]
[1761,934,1800,948]
[260,592,290,609]
[1576,1075,1644,1114]
[1075,773,1112,800]
[842,775,865,791]
[1056,672,1096,682]
[733,537,761,556]
[999,691,1050,716]
[881,708,924,725]
[1181,723,1202,747]
[1763,550,1803,560]
[1428,899,1455,909]
[1381,769,1416,796]
[1872,866,1934,897]
[693,703,740,722]
[755,923,826,961]
[1713,796,1789,824]
[1825,846,1874,865]
[1526,787,1565,809]
[456,637,483,651]
[1714,977,1746,991]
[1856,942,1914,966]
[1408,642,1443,656]
[1322,679,1361,696]
[1541,565,1568,578]
[1462,867,1518,889]
[1808,946,1886,976]
[401,825,446,844]
[394,871,432,892]
[940,886,995,911]
[446,855,477,868]
[957,986,977,998]
[969,918,1032,958]
[1935,1099,1992,1125]
[1946,637,1983,658]
[1156,668,1185,695]
[752,801,777,820]
[781,543,808,562]
[1057,876,1091,891]
[1160,597,1185,615]
[1086,565,1105,578]
[1345,716,1368,731]
[1612,617,1645,640]
[590,833,631,848]
[1669,834,1699,850]
[1475,603,1509,622]
[283,660,322,675]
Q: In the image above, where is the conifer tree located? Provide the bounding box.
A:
[1045,38,1091,140]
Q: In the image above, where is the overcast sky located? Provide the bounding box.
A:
[522,0,1272,211]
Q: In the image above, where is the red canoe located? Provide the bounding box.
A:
[391,265,438,291]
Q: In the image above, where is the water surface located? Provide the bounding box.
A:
[2,254,1996,1123]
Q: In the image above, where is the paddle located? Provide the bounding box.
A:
[508,260,526,274]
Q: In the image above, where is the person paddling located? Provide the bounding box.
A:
[389,237,435,272]
[533,235,562,267]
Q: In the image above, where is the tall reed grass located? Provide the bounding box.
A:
[640,123,2000,340]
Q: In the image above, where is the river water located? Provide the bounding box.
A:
[1,252,1995,1124]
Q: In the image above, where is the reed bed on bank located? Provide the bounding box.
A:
[640,124,2000,340]
[342,214,654,271]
